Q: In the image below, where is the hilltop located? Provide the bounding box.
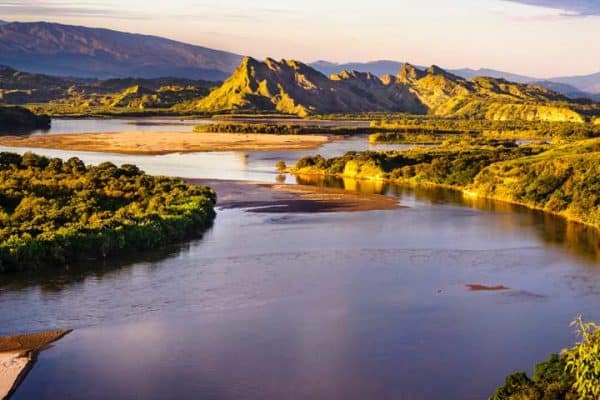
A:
[1,20,597,100]
[187,57,426,116]
[311,60,600,100]
[0,21,242,80]
[396,64,590,122]
[190,58,599,121]
[1,58,598,121]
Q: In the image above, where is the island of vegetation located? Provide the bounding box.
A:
[291,138,600,228]
[0,152,216,272]
[0,105,50,132]
[193,122,376,135]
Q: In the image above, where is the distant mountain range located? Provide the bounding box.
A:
[188,57,598,122]
[0,21,598,104]
[0,65,214,108]
[309,61,600,101]
[0,21,243,81]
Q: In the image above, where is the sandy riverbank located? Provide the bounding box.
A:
[0,131,330,155]
[0,330,71,399]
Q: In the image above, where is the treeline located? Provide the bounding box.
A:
[194,123,376,135]
[368,132,523,147]
[292,138,600,227]
[369,132,474,144]
[371,117,600,139]
[0,106,50,133]
[294,142,541,187]
[0,152,216,272]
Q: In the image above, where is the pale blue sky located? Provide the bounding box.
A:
[1,0,599,77]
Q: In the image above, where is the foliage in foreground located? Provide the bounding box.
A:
[491,354,575,399]
[564,317,600,398]
[492,317,600,400]
[0,152,216,272]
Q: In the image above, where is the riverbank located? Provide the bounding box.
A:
[290,139,600,230]
[0,330,71,399]
[0,131,330,155]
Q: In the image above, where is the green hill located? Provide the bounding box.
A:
[394,64,588,122]
[192,58,599,122]
[0,65,213,109]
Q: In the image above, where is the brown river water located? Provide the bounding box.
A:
[1,118,600,399]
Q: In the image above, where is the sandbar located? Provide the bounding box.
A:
[0,330,71,399]
[0,131,330,155]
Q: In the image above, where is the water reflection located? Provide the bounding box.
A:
[0,239,198,293]
[0,126,50,136]
[21,117,371,136]
[295,173,600,263]
[7,204,600,399]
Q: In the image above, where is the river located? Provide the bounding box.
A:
[1,119,600,399]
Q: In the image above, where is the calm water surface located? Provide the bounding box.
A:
[1,119,600,399]
[25,116,370,135]
[0,117,409,182]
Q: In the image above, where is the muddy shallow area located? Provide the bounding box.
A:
[191,179,400,213]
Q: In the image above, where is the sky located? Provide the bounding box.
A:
[1,0,599,77]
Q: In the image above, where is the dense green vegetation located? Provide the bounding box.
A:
[368,132,470,144]
[492,317,600,399]
[194,122,376,135]
[0,152,216,272]
[491,354,575,399]
[293,141,540,187]
[0,105,50,132]
[292,138,600,227]
[371,117,600,139]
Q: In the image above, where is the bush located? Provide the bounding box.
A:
[564,316,600,398]
[492,317,600,400]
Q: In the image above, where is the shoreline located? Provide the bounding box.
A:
[290,169,598,230]
[0,131,331,155]
[0,330,71,399]
[187,179,400,213]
